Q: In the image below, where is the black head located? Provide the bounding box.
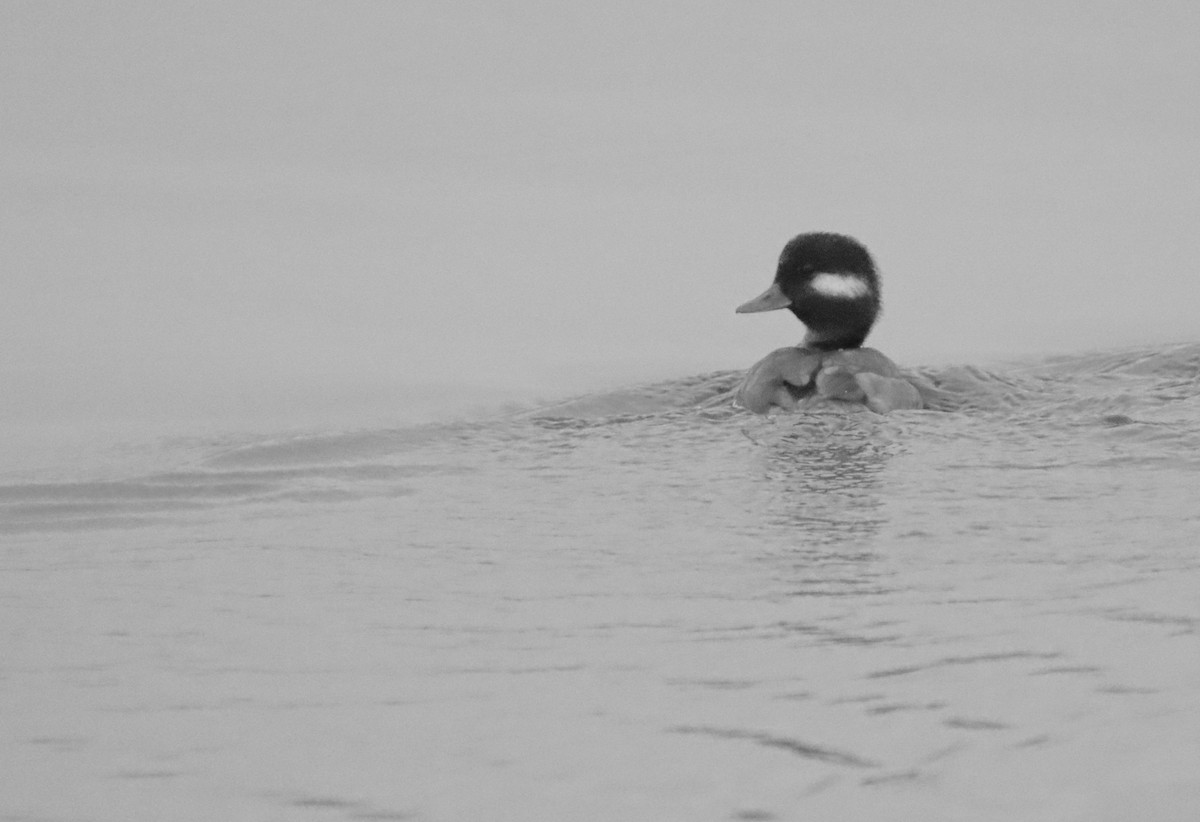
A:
[736,232,881,350]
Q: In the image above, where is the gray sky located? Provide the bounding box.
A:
[4,1,1199,424]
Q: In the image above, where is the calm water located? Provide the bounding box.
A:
[3,344,1199,821]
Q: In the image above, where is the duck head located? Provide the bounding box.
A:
[736,232,881,350]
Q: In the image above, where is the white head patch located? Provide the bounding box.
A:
[810,272,870,299]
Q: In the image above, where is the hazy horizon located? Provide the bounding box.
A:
[4,1,1199,428]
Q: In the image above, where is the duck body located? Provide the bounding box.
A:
[735,232,925,414]
[735,345,924,414]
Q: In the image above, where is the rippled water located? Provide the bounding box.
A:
[4,345,1200,821]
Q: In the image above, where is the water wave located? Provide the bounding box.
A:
[4,343,1198,534]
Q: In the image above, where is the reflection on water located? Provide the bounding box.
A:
[745,416,898,602]
[757,420,891,531]
[3,345,1200,821]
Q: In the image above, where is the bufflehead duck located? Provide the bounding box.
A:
[735,232,924,414]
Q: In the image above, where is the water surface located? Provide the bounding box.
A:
[3,345,1199,821]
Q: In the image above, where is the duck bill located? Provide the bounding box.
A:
[736,281,792,313]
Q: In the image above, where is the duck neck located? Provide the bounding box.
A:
[802,327,871,351]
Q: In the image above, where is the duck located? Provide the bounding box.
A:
[735,232,925,414]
